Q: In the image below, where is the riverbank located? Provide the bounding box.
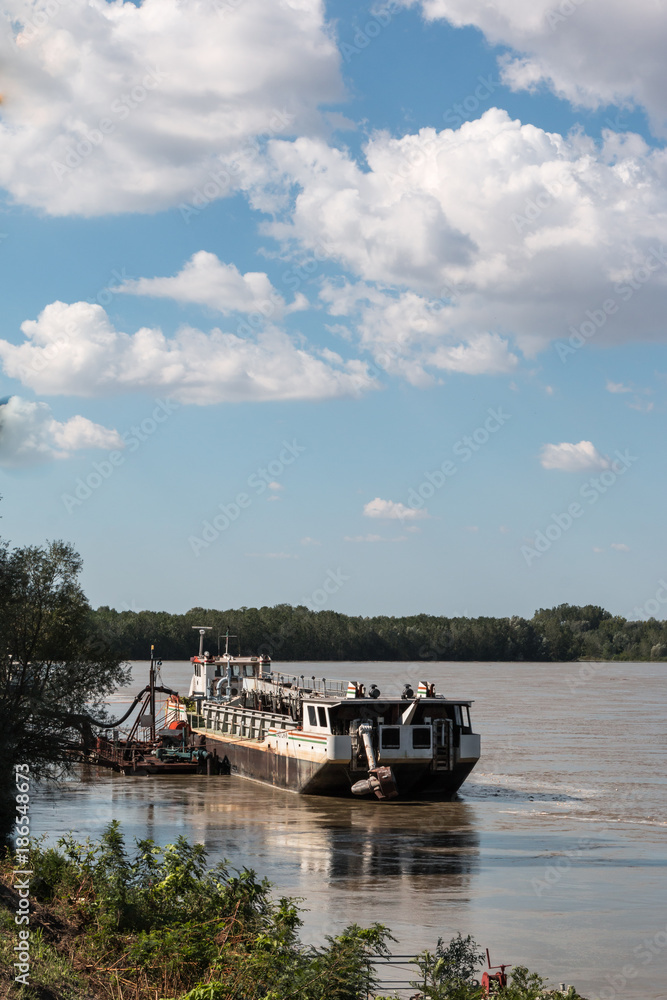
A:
[90,602,667,662]
[0,826,588,1000]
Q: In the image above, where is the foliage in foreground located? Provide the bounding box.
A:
[0,825,588,1000]
[0,822,391,1000]
[404,934,585,999]
[0,539,129,848]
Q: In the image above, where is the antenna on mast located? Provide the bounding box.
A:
[192,625,212,658]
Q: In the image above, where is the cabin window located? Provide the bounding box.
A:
[195,664,201,677]
[412,727,431,749]
[317,706,328,728]
[462,706,471,730]
[308,706,317,726]
[381,728,400,749]
[454,706,462,727]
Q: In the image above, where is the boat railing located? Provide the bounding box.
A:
[187,704,294,742]
[273,675,347,697]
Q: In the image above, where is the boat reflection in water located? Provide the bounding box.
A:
[49,770,479,903]
[282,796,480,888]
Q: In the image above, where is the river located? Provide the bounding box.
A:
[32,660,667,999]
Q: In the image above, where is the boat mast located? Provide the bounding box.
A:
[149,643,156,741]
[192,625,212,658]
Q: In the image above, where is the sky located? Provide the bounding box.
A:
[0,0,666,621]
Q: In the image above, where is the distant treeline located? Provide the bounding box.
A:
[90,603,667,662]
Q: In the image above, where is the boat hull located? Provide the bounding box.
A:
[197,731,476,800]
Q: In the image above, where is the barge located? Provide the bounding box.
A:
[174,627,481,800]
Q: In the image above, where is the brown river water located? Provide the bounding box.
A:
[32,660,667,999]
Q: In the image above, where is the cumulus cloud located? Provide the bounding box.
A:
[248,111,667,369]
[539,440,609,472]
[611,542,630,551]
[320,281,520,382]
[0,0,341,215]
[0,301,374,405]
[117,252,308,318]
[401,0,667,135]
[0,395,122,466]
[363,497,429,520]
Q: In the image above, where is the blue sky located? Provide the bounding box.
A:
[0,0,666,620]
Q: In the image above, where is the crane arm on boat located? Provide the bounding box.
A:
[350,722,398,801]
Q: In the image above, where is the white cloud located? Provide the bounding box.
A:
[606,380,632,394]
[429,333,518,375]
[320,281,519,382]
[0,395,122,466]
[363,497,429,520]
[628,400,654,412]
[401,0,667,135]
[249,111,667,369]
[117,252,308,319]
[0,0,342,215]
[611,542,630,551]
[539,440,609,472]
[268,481,284,491]
[605,378,654,411]
[300,536,321,546]
[0,301,375,404]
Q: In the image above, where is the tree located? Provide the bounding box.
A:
[411,933,484,999]
[0,539,129,850]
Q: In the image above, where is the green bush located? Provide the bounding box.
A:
[1,827,588,1000]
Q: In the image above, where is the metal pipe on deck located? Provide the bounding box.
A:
[358,722,377,769]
